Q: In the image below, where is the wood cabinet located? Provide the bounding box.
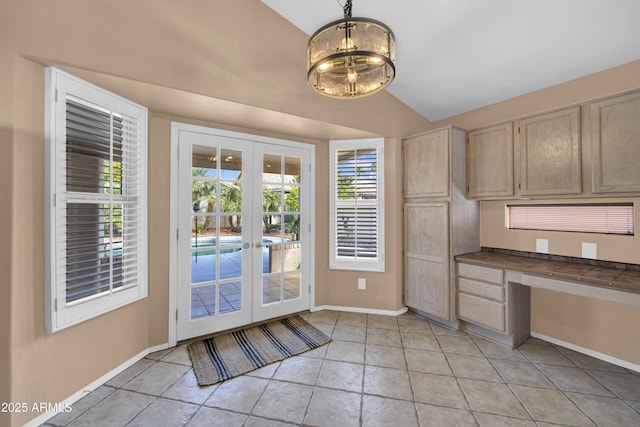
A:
[405,202,450,320]
[403,127,479,325]
[404,128,449,198]
[516,107,581,196]
[466,89,640,200]
[456,262,530,347]
[590,91,640,193]
[457,264,506,332]
[467,123,514,199]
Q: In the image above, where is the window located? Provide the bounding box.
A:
[45,67,148,333]
[507,203,634,235]
[330,138,384,271]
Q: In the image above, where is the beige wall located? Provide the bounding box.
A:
[1,1,429,425]
[4,1,639,424]
[435,60,640,366]
[1,45,14,427]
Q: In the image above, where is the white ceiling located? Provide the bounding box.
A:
[262,0,640,121]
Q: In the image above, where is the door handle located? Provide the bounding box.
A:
[242,242,250,249]
[255,242,263,248]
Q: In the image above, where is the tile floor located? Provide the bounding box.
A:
[43,310,640,426]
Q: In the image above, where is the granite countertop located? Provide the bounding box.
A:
[454,250,640,294]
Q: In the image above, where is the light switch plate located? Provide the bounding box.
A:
[536,239,549,254]
[582,242,597,259]
[358,278,366,290]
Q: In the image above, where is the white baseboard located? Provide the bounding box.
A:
[531,332,640,374]
[24,343,170,427]
[312,304,408,317]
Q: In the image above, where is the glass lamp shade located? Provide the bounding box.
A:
[307,17,396,98]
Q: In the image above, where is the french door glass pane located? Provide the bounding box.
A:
[220,149,242,177]
[219,281,242,314]
[263,153,282,182]
[219,243,242,280]
[192,181,217,212]
[192,145,218,178]
[263,185,282,213]
[191,285,216,320]
[220,183,242,214]
[284,272,301,301]
[284,214,300,240]
[262,275,282,305]
[191,249,216,284]
[284,156,301,182]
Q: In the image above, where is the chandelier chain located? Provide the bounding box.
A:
[343,0,352,19]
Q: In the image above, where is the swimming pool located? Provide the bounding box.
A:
[192,236,242,255]
[191,236,280,255]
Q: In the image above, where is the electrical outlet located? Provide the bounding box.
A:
[358,278,366,290]
[582,242,597,259]
[536,239,549,254]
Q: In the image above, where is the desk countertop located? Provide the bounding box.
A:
[454,251,640,294]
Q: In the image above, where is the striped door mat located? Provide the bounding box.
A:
[187,316,331,386]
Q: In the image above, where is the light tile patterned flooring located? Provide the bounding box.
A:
[43,310,640,426]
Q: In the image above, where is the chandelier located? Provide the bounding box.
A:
[306,0,396,98]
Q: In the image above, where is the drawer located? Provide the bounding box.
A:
[458,263,503,284]
[458,293,505,332]
[458,277,504,302]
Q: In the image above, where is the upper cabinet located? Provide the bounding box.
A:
[465,89,640,200]
[590,91,640,194]
[467,123,514,199]
[516,107,582,196]
[404,128,449,198]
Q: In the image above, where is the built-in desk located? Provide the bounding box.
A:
[454,250,640,347]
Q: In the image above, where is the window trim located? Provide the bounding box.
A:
[45,67,148,333]
[329,138,385,272]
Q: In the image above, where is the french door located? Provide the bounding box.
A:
[175,125,312,341]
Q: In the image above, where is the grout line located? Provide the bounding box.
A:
[42,309,640,427]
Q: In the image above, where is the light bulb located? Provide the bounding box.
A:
[340,37,355,51]
[318,62,332,72]
[347,68,358,83]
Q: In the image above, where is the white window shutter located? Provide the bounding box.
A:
[45,67,148,333]
[330,139,385,272]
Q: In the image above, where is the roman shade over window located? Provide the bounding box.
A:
[330,138,384,271]
[45,67,148,333]
[507,203,634,235]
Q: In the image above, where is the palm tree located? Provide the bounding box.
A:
[262,187,281,228]
[220,182,242,231]
[285,183,300,240]
[191,168,216,234]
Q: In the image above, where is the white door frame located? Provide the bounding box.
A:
[168,122,316,347]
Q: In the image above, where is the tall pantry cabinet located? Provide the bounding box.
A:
[403,127,480,325]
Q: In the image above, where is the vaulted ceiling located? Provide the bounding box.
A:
[263,0,640,121]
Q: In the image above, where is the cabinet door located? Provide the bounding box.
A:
[404,202,450,321]
[404,129,449,198]
[517,107,581,196]
[591,91,640,193]
[467,123,514,199]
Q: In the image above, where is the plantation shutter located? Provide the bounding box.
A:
[63,97,143,302]
[508,204,634,235]
[330,139,384,271]
[46,67,148,333]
